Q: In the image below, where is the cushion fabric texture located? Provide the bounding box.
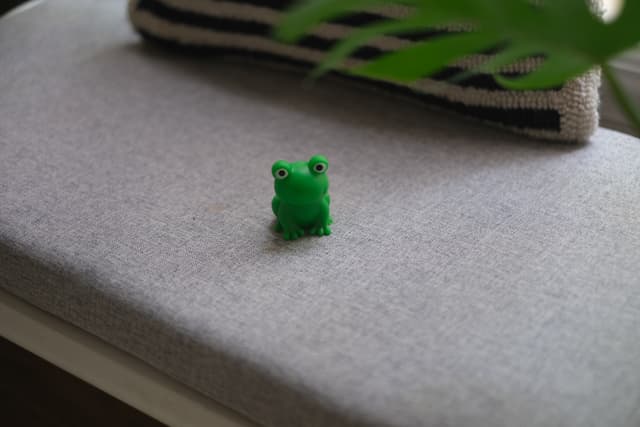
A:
[128,0,601,142]
[2,2,640,427]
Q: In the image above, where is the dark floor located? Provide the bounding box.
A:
[1,0,27,16]
[0,337,166,427]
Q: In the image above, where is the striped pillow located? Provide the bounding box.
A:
[128,0,601,141]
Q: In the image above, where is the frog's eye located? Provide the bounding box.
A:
[309,155,329,175]
[274,168,288,180]
[313,163,327,173]
[272,160,290,180]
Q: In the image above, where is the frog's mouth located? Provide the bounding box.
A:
[275,174,328,205]
[283,192,326,205]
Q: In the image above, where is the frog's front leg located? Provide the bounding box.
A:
[310,197,332,236]
[282,224,305,240]
[277,207,305,240]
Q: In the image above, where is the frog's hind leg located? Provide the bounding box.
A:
[310,197,332,236]
[324,194,333,225]
[272,196,284,233]
[272,196,281,216]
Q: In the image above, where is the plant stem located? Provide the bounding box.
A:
[601,62,640,137]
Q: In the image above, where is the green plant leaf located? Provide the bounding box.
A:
[494,52,592,90]
[608,0,640,53]
[277,0,640,79]
[352,31,500,82]
[312,11,451,78]
[276,0,640,135]
[446,44,540,84]
[477,46,540,73]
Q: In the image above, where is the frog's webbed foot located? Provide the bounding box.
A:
[274,221,283,232]
[283,228,305,240]
[309,225,331,236]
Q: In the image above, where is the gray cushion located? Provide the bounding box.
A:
[2,1,640,427]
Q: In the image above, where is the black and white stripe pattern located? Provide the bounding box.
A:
[128,0,601,141]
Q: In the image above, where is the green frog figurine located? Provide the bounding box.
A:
[271,155,332,240]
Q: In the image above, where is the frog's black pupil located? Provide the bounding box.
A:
[316,165,324,171]
[278,170,285,176]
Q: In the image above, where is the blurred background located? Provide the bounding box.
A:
[0,0,636,133]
